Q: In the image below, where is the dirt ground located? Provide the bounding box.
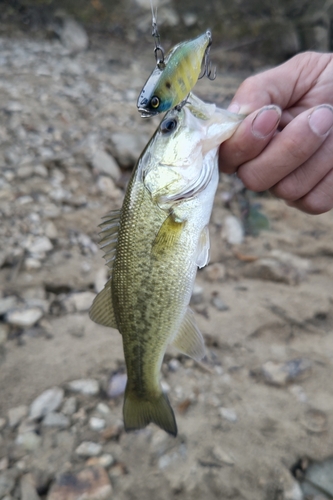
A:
[0,24,333,500]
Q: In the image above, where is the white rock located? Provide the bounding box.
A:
[0,296,18,315]
[75,441,102,457]
[91,149,120,181]
[110,132,149,168]
[97,454,115,468]
[6,308,43,327]
[222,215,244,245]
[89,417,106,431]
[29,387,64,419]
[219,407,238,422]
[42,412,70,428]
[65,291,96,312]
[212,445,235,465]
[27,236,53,254]
[68,379,100,395]
[24,258,42,270]
[61,397,77,416]
[16,432,41,451]
[60,17,89,53]
[8,405,28,428]
[96,403,111,416]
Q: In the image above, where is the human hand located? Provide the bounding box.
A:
[219,52,333,214]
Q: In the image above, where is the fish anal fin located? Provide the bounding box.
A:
[172,308,206,361]
[196,225,210,268]
[123,387,177,437]
[89,279,118,330]
[152,213,185,257]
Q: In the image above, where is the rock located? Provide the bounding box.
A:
[302,408,328,434]
[59,17,89,53]
[107,372,127,399]
[24,258,42,271]
[86,454,115,468]
[96,175,122,199]
[6,307,43,327]
[8,405,28,428]
[27,236,53,255]
[42,412,70,428]
[204,263,226,282]
[218,407,238,423]
[190,283,204,305]
[0,325,8,345]
[0,417,6,430]
[29,387,64,419]
[212,446,235,465]
[302,456,333,497]
[20,474,41,500]
[222,215,244,245]
[67,379,100,396]
[91,149,121,181]
[262,359,312,387]
[47,466,112,500]
[61,397,77,416]
[75,442,103,457]
[210,293,229,312]
[244,258,301,285]
[0,296,18,315]
[89,417,106,431]
[168,359,180,372]
[110,132,149,168]
[0,470,17,497]
[96,403,110,416]
[16,432,42,451]
[0,457,9,471]
[64,291,96,312]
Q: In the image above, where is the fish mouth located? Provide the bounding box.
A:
[138,107,157,118]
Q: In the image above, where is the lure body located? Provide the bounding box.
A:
[137,31,212,117]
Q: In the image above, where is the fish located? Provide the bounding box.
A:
[137,31,213,117]
[89,93,243,436]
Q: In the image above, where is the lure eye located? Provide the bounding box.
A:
[150,96,160,108]
[160,117,178,134]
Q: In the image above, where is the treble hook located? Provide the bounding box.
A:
[199,31,217,81]
[151,0,165,69]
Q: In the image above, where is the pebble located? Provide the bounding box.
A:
[110,132,149,168]
[262,359,312,387]
[219,407,238,423]
[222,215,244,245]
[59,16,89,53]
[86,454,115,468]
[302,408,328,434]
[302,456,333,497]
[89,417,106,431]
[75,441,103,457]
[16,432,42,451]
[212,445,235,465]
[91,149,121,181]
[210,294,229,312]
[107,372,127,398]
[64,291,96,312]
[24,258,42,271]
[0,470,16,498]
[244,258,301,285]
[27,236,53,255]
[0,296,18,315]
[0,458,9,471]
[0,418,6,430]
[6,307,43,327]
[168,359,180,372]
[96,403,111,416]
[47,466,112,500]
[42,412,70,428]
[61,397,77,416]
[204,263,226,282]
[20,474,41,500]
[8,405,28,428]
[96,175,121,199]
[29,387,64,419]
[67,379,100,396]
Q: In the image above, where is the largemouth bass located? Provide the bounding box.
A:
[90,94,243,436]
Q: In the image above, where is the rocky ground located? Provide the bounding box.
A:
[0,20,333,500]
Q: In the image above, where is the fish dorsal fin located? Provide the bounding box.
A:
[89,278,118,329]
[98,209,121,270]
[195,225,210,268]
[171,308,206,361]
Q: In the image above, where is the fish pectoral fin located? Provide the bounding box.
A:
[152,213,185,256]
[89,279,118,330]
[172,308,206,361]
[195,225,210,268]
[98,209,121,270]
[123,387,177,437]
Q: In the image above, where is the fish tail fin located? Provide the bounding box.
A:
[123,387,177,437]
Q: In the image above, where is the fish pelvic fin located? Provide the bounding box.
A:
[89,279,118,329]
[172,307,206,361]
[123,387,177,437]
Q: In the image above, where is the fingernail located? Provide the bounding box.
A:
[227,103,240,113]
[251,106,281,139]
[308,105,333,136]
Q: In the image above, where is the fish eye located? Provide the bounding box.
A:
[160,117,178,134]
[150,96,160,108]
